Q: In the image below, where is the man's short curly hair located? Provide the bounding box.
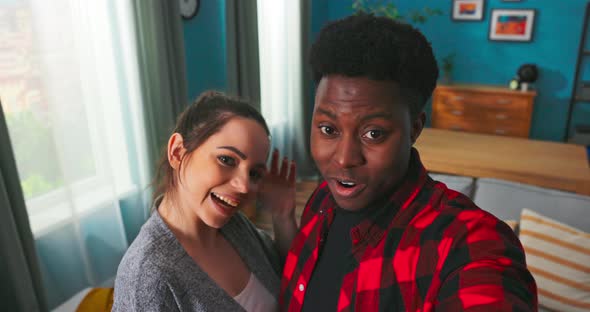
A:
[309,13,439,118]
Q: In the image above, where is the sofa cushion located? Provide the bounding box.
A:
[519,209,590,312]
[429,173,475,199]
[473,178,590,233]
[503,219,519,233]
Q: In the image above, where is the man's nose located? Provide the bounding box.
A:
[333,134,365,168]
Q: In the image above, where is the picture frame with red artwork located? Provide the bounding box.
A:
[452,0,485,21]
[489,9,536,42]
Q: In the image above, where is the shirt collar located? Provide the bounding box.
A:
[321,148,429,250]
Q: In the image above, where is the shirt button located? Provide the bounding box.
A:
[319,209,324,214]
[299,283,305,292]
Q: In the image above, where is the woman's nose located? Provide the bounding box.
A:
[231,171,251,194]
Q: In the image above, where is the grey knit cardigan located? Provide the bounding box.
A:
[112,209,281,312]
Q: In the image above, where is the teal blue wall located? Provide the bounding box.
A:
[312,0,589,142]
[182,0,228,101]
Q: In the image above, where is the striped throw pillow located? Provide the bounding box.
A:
[519,208,590,312]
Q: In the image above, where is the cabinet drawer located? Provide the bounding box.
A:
[434,114,530,137]
[431,85,536,138]
[480,109,529,124]
[432,115,486,133]
[437,93,530,119]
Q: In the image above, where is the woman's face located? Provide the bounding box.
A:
[171,116,270,228]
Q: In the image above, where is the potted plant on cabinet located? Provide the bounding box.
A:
[441,53,456,84]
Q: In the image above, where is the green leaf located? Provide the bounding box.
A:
[350,1,441,23]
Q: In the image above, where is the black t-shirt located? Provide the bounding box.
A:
[301,207,370,311]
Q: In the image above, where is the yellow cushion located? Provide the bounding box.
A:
[519,209,590,312]
[75,287,114,312]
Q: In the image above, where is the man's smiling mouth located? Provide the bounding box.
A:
[330,178,366,199]
[337,179,357,187]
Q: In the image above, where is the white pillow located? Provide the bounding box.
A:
[519,209,590,312]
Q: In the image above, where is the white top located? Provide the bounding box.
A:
[234,273,277,312]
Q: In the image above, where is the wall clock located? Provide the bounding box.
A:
[180,0,199,20]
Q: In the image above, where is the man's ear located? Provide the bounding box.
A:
[410,111,426,145]
[167,133,185,170]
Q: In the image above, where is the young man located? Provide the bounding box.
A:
[279,14,537,311]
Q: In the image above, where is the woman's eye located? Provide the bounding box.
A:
[217,155,236,166]
[363,129,384,140]
[319,125,336,136]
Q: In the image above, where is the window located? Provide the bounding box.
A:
[257,0,306,162]
[0,0,148,236]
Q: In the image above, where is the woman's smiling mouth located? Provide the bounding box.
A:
[211,192,239,207]
[210,192,240,216]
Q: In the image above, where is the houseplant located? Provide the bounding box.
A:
[352,1,455,84]
[441,53,456,84]
[352,0,442,24]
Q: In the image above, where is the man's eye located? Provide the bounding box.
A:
[319,126,336,135]
[363,129,384,140]
[217,155,236,166]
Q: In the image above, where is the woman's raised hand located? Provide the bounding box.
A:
[259,149,296,221]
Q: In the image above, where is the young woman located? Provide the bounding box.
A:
[113,91,297,311]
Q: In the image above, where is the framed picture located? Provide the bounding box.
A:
[452,0,485,21]
[489,9,536,42]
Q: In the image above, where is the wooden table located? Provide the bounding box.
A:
[415,128,590,196]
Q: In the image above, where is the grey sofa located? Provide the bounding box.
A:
[430,173,590,232]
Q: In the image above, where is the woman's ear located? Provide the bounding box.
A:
[167,133,185,170]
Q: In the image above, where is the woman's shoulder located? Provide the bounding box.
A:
[113,249,179,312]
[113,212,187,309]
[117,212,182,279]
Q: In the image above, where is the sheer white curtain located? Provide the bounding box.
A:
[0,0,150,308]
[257,0,313,176]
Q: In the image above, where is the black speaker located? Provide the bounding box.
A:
[509,64,538,91]
[517,64,539,83]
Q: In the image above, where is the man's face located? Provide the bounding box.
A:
[310,75,424,211]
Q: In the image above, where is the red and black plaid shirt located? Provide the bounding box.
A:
[280,149,537,311]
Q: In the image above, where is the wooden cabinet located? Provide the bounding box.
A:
[431,84,536,137]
